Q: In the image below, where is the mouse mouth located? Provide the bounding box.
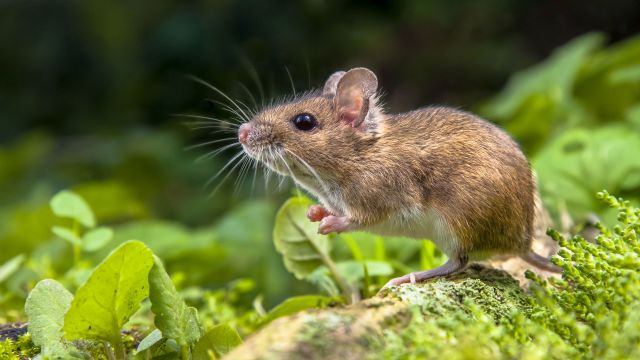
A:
[242,144,290,176]
[243,144,315,181]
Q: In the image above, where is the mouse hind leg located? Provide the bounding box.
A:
[383,255,468,288]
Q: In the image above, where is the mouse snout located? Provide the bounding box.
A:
[238,123,252,144]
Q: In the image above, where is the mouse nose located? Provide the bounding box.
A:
[238,123,251,144]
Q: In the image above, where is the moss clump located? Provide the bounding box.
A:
[0,334,40,359]
[381,191,640,359]
[388,265,532,320]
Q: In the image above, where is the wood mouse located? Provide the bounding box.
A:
[236,67,559,287]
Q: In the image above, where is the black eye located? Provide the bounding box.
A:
[292,113,317,131]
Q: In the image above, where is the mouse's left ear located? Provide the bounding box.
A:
[322,71,346,96]
[335,68,378,130]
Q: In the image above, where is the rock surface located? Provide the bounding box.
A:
[225,265,534,360]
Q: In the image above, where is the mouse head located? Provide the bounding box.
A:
[238,67,385,187]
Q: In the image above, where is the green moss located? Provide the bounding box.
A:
[294,313,356,358]
[379,191,640,359]
[389,266,532,321]
[0,334,40,359]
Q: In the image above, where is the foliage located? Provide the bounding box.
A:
[377,191,640,359]
[63,241,154,358]
[12,192,249,359]
[24,279,74,358]
[148,256,202,357]
[480,33,640,221]
[1,32,640,358]
[193,324,243,359]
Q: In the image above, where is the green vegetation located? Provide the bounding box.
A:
[0,32,639,358]
[380,191,640,359]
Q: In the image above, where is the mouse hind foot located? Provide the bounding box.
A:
[382,256,468,288]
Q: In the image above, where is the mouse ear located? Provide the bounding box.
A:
[334,68,378,129]
[322,71,346,96]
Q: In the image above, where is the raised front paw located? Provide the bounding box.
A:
[318,215,351,235]
[307,205,331,222]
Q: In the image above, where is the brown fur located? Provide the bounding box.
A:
[241,70,536,263]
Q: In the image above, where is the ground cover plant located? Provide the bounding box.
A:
[0,32,639,359]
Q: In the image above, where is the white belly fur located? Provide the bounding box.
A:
[364,207,460,257]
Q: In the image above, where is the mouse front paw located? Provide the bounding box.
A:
[318,215,351,234]
[307,205,331,222]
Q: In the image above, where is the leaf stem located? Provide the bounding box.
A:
[72,220,81,265]
[104,342,116,360]
[321,252,353,304]
[287,212,354,303]
[180,345,191,360]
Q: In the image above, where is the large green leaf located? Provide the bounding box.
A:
[481,33,603,120]
[63,241,154,346]
[50,190,96,228]
[479,33,604,152]
[273,196,332,279]
[25,279,74,357]
[148,256,202,349]
[192,324,242,359]
[533,125,640,221]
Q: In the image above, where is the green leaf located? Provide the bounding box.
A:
[482,33,603,120]
[363,263,372,298]
[533,125,640,221]
[193,324,242,359]
[273,196,331,279]
[0,254,25,284]
[51,226,82,246]
[63,241,154,347]
[335,260,394,284]
[82,227,113,252]
[259,295,334,326]
[148,256,202,349]
[50,190,96,228]
[136,329,163,353]
[25,279,74,357]
[306,269,340,297]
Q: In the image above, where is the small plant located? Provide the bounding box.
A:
[273,195,443,303]
[50,190,114,264]
[21,191,243,360]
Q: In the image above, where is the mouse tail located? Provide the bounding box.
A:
[521,251,562,273]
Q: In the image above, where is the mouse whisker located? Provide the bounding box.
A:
[250,156,259,196]
[276,149,302,195]
[195,142,240,163]
[188,75,251,122]
[233,155,252,195]
[185,137,237,151]
[234,98,256,119]
[205,150,245,190]
[237,54,266,108]
[208,153,247,198]
[176,114,241,128]
[284,66,297,98]
[237,81,259,112]
[208,100,248,123]
[284,148,331,196]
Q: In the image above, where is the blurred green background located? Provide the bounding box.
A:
[1,0,640,322]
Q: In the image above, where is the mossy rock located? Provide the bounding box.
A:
[225,265,535,360]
